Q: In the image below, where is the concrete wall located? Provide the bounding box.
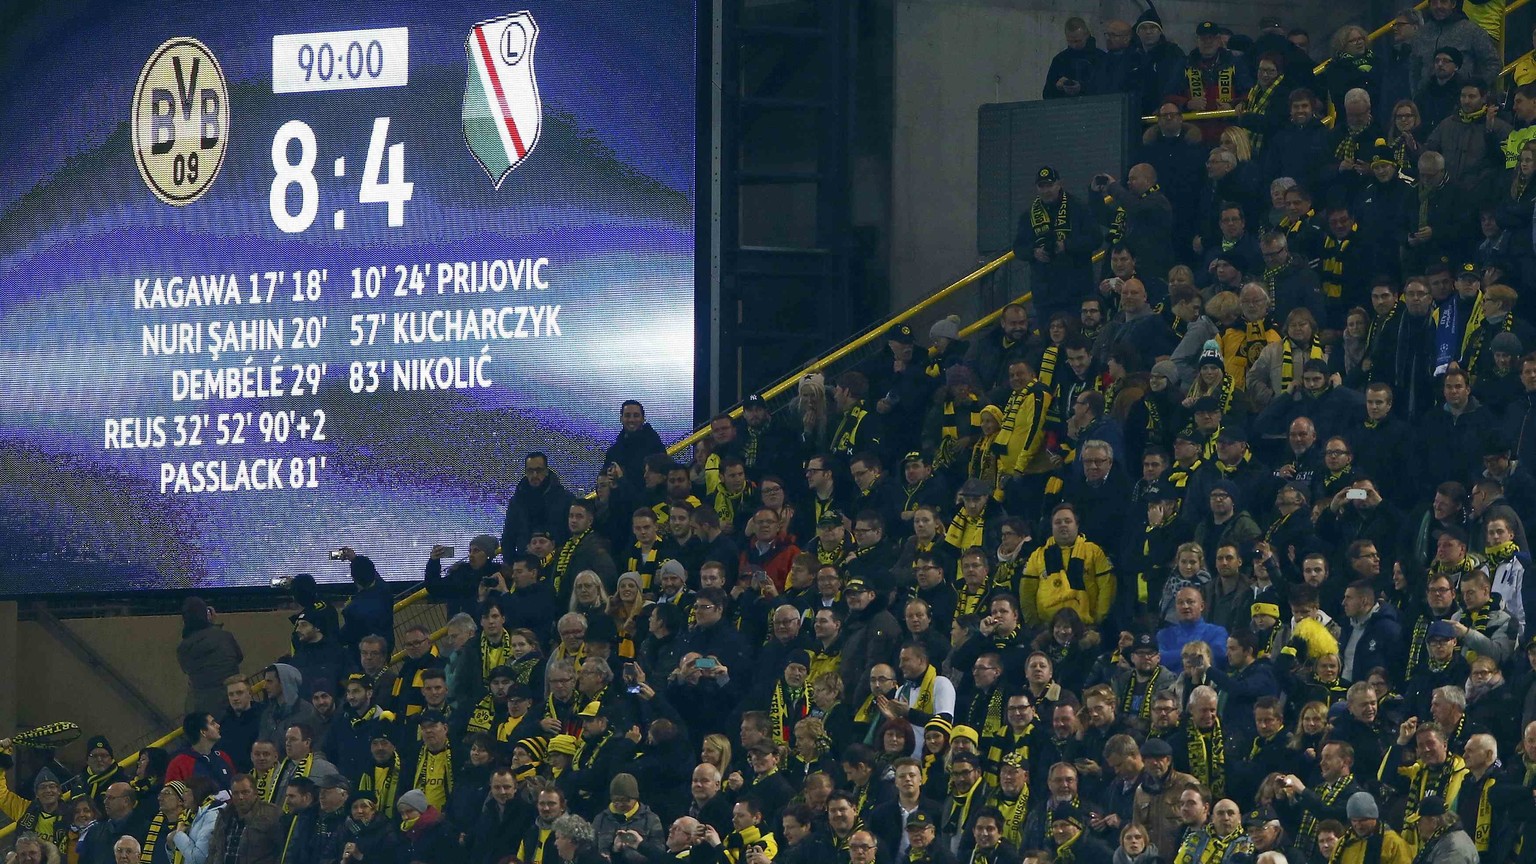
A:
[13,609,295,767]
[888,0,1374,323]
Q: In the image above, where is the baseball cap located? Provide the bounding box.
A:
[1215,426,1248,444]
[1036,166,1061,185]
[744,393,768,409]
[1196,21,1220,35]
[1427,620,1458,641]
[1130,632,1159,653]
[887,323,916,344]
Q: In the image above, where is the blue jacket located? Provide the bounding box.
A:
[341,558,395,653]
[1208,656,1281,743]
[1337,602,1403,683]
[1158,620,1230,673]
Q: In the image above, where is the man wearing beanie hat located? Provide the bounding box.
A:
[1417,47,1467,128]
[566,702,638,819]
[1332,791,1410,863]
[591,773,663,855]
[73,734,130,806]
[395,787,457,864]
[424,532,504,621]
[0,751,68,848]
[921,367,983,496]
[755,649,813,746]
[1046,799,1112,861]
[1193,482,1260,573]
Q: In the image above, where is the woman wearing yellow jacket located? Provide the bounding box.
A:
[1020,503,1115,627]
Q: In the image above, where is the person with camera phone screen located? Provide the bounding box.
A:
[424,534,502,620]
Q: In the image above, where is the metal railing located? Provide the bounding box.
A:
[0,242,1038,848]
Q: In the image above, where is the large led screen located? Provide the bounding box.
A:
[0,2,698,594]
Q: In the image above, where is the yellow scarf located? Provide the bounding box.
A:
[1030,195,1070,246]
[555,529,590,595]
[359,755,402,817]
[1187,718,1227,797]
[769,681,808,745]
[945,511,986,551]
[1280,336,1324,393]
[902,665,938,715]
[1186,60,1235,106]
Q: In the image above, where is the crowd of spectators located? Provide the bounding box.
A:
[13,4,1536,864]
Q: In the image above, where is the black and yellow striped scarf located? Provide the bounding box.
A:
[1466,313,1515,375]
[1121,667,1165,723]
[1298,773,1353,850]
[1189,373,1236,413]
[967,435,1002,500]
[995,382,1050,474]
[626,543,661,590]
[141,812,169,864]
[1186,61,1235,106]
[358,754,402,817]
[712,484,752,529]
[555,529,591,596]
[770,680,809,745]
[1280,336,1325,392]
[1030,195,1070,246]
[957,580,989,619]
[945,511,987,551]
[1244,77,1285,151]
[1403,755,1465,827]
[941,396,982,441]
[480,630,511,684]
[1459,106,1489,124]
[1321,225,1356,298]
[1187,718,1227,797]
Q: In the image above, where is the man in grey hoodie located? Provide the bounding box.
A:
[257,663,321,746]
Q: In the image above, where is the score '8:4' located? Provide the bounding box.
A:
[269,117,413,233]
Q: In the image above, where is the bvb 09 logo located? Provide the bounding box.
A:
[132,37,229,205]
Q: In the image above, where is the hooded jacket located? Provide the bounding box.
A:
[257,664,320,745]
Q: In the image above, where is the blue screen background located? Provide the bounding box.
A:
[0,1,698,593]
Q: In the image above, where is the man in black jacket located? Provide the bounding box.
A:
[469,767,533,864]
[501,452,575,555]
[1016,166,1102,321]
[423,534,501,620]
[603,400,667,492]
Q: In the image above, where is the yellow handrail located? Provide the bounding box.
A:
[1507,49,1533,77]
[665,251,1020,454]
[0,625,448,843]
[390,252,1025,619]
